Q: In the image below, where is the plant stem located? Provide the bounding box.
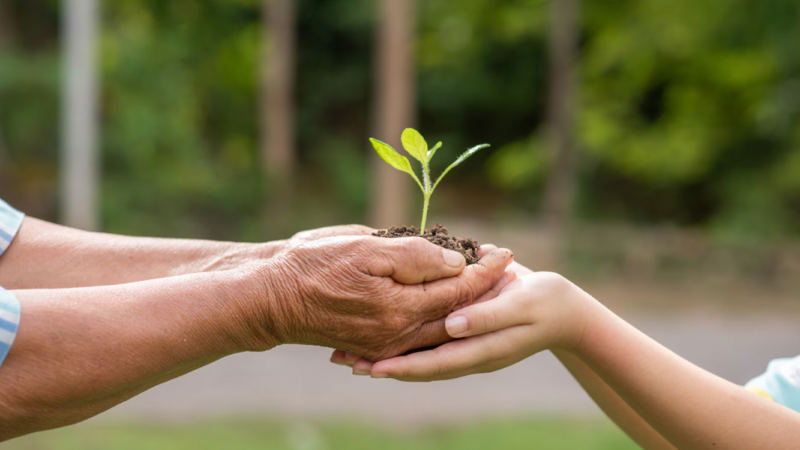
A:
[420,194,430,235]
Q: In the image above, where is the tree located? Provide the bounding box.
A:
[261,0,296,188]
[62,0,99,231]
[543,0,580,264]
[370,0,416,228]
[0,2,8,177]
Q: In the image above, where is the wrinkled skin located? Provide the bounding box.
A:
[283,225,376,251]
[255,235,514,361]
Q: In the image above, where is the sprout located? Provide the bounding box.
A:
[370,128,490,235]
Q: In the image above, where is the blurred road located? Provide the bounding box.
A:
[92,313,800,425]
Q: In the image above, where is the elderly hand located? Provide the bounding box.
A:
[245,236,514,361]
[278,225,376,254]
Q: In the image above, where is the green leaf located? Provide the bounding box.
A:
[401,128,428,162]
[369,138,425,191]
[432,143,491,192]
[428,142,442,160]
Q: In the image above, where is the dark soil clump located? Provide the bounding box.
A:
[373,224,480,265]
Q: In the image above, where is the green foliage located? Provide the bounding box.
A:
[371,128,489,233]
[3,0,800,242]
[488,134,548,190]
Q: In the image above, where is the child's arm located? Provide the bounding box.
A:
[554,350,676,450]
[333,264,675,448]
[352,265,800,449]
[514,262,677,449]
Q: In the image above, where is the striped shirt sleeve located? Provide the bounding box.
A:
[0,198,25,368]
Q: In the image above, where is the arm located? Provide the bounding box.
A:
[514,262,677,449]
[0,217,373,289]
[0,268,267,441]
[333,259,675,448]
[553,350,677,450]
[573,303,800,449]
[0,217,283,289]
[0,235,512,441]
[365,266,800,449]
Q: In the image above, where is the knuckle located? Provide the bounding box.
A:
[431,359,450,378]
[534,271,571,294]
[451,279,477,311]
[482,307,499,332]
[385,314,408,334]
[399,237,430,257]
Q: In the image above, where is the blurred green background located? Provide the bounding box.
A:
[5,0,800,241]
[2,0,800,448]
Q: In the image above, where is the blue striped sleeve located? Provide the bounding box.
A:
[0,198,25,256]
[0,288,20,367]
[0,198,24,368]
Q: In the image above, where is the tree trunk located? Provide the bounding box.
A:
[261,0,296,188]
[0,1,10,43]
[61,0,99,231]
[370,0,415,229]
[543,0,580,266]
[0,2,11,186]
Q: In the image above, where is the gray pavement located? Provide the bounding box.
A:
[91,313,800,426]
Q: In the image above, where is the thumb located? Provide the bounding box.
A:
[366,236,466,284]
[444,280,528,338]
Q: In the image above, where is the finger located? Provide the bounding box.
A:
[330,350,348,366]
[507,261,534,277]
[445,281,528,338]
[365,236,467,284]
[385,250,514,355]
[473,269,517,304]
[371,327,529,381]
[352,358,375,376]
[401,270,519,352]
[400,318,450,354]
[415,247,514,317]
[343,352,361,367]
[477,244,498,258]
[444,280,528,338]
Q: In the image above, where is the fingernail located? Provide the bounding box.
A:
[446,315,468,336]
[353,368,371,376]
[330,358,347,366]
[443,249,465,268]
[372,373,389,379]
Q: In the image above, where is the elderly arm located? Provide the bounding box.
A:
[0,217,372,289]
[0,267,268,441]
[0,236,512,441]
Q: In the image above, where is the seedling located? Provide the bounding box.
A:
[370,128,490,235]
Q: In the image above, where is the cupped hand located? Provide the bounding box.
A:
[258,236,514,361]
[331,247,596,380]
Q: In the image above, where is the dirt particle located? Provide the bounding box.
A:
[373,224,481,265]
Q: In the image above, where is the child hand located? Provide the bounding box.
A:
[333,259,598,381]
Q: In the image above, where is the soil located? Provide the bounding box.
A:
[373,224,481,265]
